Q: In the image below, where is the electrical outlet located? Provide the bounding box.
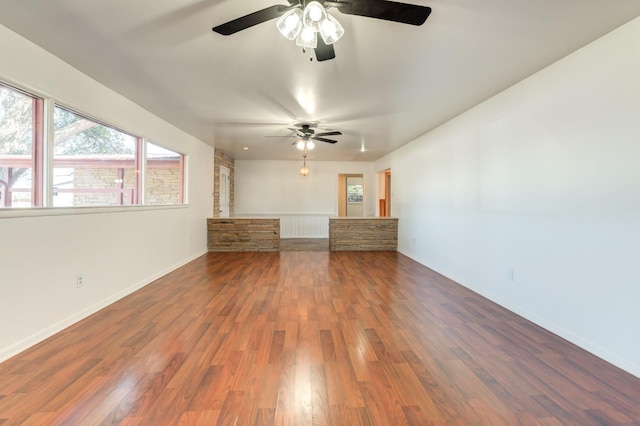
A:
[76,274,85,288]
[507,269,514,282]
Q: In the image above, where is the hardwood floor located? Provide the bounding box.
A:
[1,251,639,425]
[280,238,329,251]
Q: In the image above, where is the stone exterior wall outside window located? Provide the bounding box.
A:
[67,166,181,206]
[146,167,182,205]
[71,167,136,206]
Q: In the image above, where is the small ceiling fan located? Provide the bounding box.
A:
[279,123,341,150]
[212,0,432,61]
[264,122,342,150]
[290,123,342,144]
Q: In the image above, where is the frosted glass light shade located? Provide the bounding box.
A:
[276,8,303,40]
[300,164,310,176]
[303,1,326,33]
[296,26,317,48]
[319,14,344,45]
[296,139,316,151]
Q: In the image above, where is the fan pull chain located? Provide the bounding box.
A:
[301,48,314,61]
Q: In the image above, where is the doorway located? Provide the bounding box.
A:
[219,166,230,217]
[338,174,364,217]
[377,169,391,217]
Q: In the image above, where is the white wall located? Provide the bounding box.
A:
[375,17,640,377]
[0,25,214,361]
[234,160,375,236]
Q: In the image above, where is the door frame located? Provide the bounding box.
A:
[219,165,230,217]
[338,173,364,217]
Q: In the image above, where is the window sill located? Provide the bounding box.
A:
[0,204,189,219]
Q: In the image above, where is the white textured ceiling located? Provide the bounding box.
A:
[1,0,639,161]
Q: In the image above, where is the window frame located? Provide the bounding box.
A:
[0,79,187,213]
[52,104,141,207]
[145,140,186,206]
[0,82,45,208]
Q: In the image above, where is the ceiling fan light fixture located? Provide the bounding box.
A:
[274,1,343,51]
[302,1,326,32]
[296,139,316,151]
[296,26,317,48]
[276,7,303,40]
[213,0,433,62]
[319,14,344,45]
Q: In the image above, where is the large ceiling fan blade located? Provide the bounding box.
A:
[315,38,336,62]
[336,0,432,26]
[315,130,342,137]
[212,5,290,35]
[312,136,338,144]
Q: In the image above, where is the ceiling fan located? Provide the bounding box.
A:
[286,123,342,150]
[212,0,432,61]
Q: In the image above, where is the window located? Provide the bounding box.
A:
[1,80,186,210]
[0,83,43,208]
[146,142,184,205]
[53,107,139,207]
[347,183,363,203]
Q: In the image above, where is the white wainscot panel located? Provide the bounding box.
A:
[280,214,330,238]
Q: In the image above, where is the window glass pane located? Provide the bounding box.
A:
[53,106,137,206]
[347,183,363,203]
[146,142,184,205]
[0,84,35,208]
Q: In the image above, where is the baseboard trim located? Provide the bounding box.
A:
[397,248,640,379]
[0,249,207,364]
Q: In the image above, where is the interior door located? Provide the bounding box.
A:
[219,166,230,217]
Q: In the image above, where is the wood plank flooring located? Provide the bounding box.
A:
[1,251,639,425]
[279,238,329,251]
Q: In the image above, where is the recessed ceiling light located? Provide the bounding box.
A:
[243,147,249,150]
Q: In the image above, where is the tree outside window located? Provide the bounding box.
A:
[0,84,38,207]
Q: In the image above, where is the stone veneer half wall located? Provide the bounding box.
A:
[329,217,398,251]
[207,218,280,252]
